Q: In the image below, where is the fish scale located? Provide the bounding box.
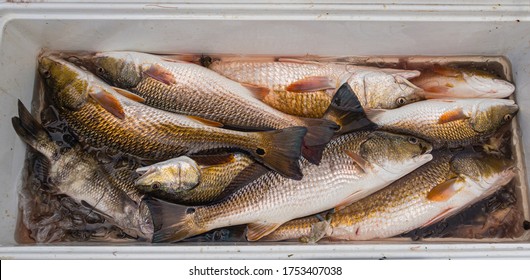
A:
[369,98,518,148]
[208,60,423,112]
[262,90,333,118]
[146,131,433,242]
[135,153,264,205]
[72,51,358,165]
[12,101,153,240]
[133,76,288,129]
[40,55,308,179]
[263,151,515,242]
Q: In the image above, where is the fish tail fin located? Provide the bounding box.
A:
[300,118,338,164]
[144,197,203,243]
[12,100,56,159]
[323,83,377,135]
[254,127,306,180]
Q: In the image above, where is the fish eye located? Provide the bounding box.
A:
[408,137,419,144]
[396,97,407,106]
[97,67,105,74]
[42,70,51,79]
[256,148,266,156]
[152,182,161,189]
[503,114,513,121]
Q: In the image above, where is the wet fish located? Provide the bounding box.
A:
[12,100,153,240]
[368,98,518,148]
[145,131,433,242]
[208,58,423,113]
[69,51,373,163]
[263,151,515,242]
[259,89,334,118]
[411,65,515,99]
[39,55,306,180]
[135,153,267,205]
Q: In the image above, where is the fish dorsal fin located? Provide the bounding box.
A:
[160,56,193,64]
[191,154,236,166]
[216,162,269,200]
[246,222,282,241]
[241,82,270,100]
[112,87,146,103]
[187,116,224,127]
[144,64,176,85]
[426,177,464,201]
[286,76,335,92]
[438,108,469,124]
[433,65,461,77]
[277,58,321,65]
[89,88,125,119]
[344,150,370,174]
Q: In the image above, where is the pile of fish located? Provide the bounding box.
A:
[14,51,521,243]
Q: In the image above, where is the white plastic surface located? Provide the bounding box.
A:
[0,1,530,258]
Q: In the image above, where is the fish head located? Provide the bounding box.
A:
[117,199,154,241]
[135,156,201,194]
[39,54,90,110]
[137,200,155,240]
[450,152,516,196]
[462,70,515,98]
[358,70,424,109]
[469,99,518,133]
[359,131,433,172]
[75,51,145,88]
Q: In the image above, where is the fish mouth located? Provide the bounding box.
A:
[419,141,433,155]
[58,51,99,71]
[414,153,434,163]
[135,199,155,241]
[135,166,157,185]
[464,73,515,96]
[484,165,518,186]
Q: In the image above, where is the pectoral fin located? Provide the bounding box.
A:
[112,87,146,103]
[286,76,335,92]
[438,108,469,124]
[144,64,176,85]
[246,222,282,241]
[344,150,370,174]
[427,177,463,201]
[89,89,125,119]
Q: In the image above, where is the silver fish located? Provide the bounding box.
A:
[12,100,153,240]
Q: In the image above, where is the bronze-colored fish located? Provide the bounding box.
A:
[38,55,306,180]
[263,151,515,242]
[135,153,267,205]
[208,58,423,114]
[411,65,515,99]
[145,131,432,242]
[69,52,376,163]
[368,98,518,148]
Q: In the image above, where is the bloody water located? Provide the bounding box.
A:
[15,54,528,243]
